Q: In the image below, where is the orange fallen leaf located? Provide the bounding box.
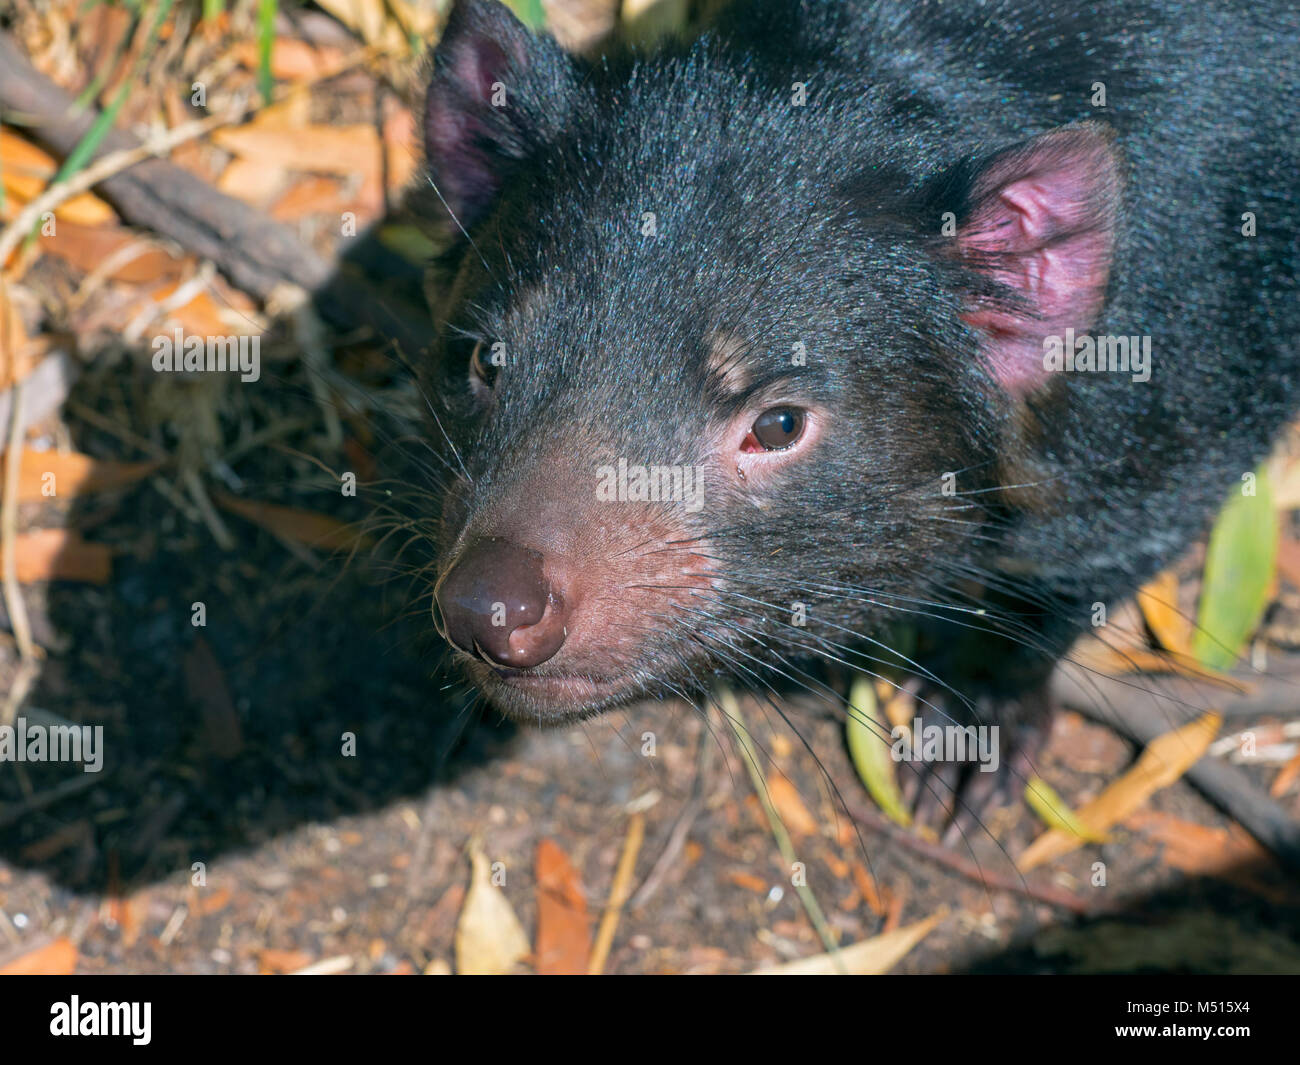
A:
[1137,570,1194,655]
[764,773,819,837]
[12,448,160,502]
[216,156,286,207]
[108,889,149,948]
[726,870,768,893]
[534,838,591,975]
[0,936,77,975]
[0,128,115,227]
[1018,711,1222,871]
[383,107,419,193]
[230,38,348,81]
[194,887,233,917]
[258,948,315,974]
[0,283,38,388]
[1075,642,1245,689]
[212,491,367,551]
[1127,810,1270,877]
[1271,748,1300,798]
[1275,537,1300,592]
[850,860,886,916]
[271,175,347,221]
[39,221,183,284]
[212,124,381,180]
[148,281,233,338]
[13,529,112,583]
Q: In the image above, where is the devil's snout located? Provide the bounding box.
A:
[434,537,568,668]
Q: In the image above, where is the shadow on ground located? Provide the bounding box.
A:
[0,222,517,893]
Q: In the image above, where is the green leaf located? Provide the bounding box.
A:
[846,676,911,827]
[505,0,546,29]
[1024,776,1107,842]
[376,222,437,264]
[1192,466,1277,670]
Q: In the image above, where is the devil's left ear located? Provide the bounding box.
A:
[944,122,1124,396]
[423,0,582,232]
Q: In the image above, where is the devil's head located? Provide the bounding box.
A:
[415,0,1122,722]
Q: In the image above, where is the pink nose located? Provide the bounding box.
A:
[434,537,568,668]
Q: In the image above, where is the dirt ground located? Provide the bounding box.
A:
[1,503,1298,974]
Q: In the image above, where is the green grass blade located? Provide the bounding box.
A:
[257,0,278,105]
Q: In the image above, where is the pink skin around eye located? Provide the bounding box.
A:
[732,408,822,484]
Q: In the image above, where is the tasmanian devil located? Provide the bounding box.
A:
[412,0,1300,824]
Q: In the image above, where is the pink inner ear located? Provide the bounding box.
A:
[956,127,1121,396]
[424,9,528,227]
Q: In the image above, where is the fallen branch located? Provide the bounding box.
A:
[0,113,233,267]
[0,34,434,355]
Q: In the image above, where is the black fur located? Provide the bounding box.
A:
[414,0,1299,751]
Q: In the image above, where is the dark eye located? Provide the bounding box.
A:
[744,407,806,452]
[469,341,499,392]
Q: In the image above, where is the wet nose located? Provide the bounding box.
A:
[433,537,567,668]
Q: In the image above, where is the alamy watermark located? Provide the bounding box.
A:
[595,458,705,512]
[1043,328,1151,383]
[0,717,103,773]
[891,718,1000,774]
[151,327,260,382]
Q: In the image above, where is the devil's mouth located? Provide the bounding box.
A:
[463,660,647,722]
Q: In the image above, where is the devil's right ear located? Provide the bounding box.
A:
[423,0,582,232]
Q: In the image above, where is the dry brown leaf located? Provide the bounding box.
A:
[0,129,115,226]
[271,176,347,221]
[383,107,419,193]
[212,124,381,180]
[1271,748,1300,798]
[13,448,159,502]
[258,948,315,974]
[879,679,916,731]
[148,281,235,338]
[184,638,243,760]
[1275,537,1300,592]
[0,936,78,975]
[20,820,92,863]
[230,38,348,80]
[1018,711,1222,871]
[39,221,183,284]
[850,860,886,916]
[1137,570,1194,655]
[216,156,286,207]
[725,870,768,893]
[313,0,435,54]
[752,909,945,975]
[194,887,233,916]
[764,773,819,837]
[1074,641,1245,689]
[211,492,366,552]
[455,841,530,975]
[1127,810,1270,876]
[0,282,35,387]
[1270,446,1300,511]
[534,838,591,975]
[13,528,112,584]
